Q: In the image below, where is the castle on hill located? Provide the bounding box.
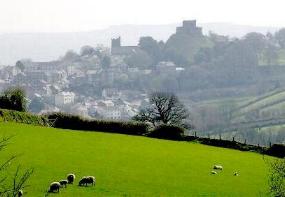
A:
[111,20,202,56]
[175,20,202,35]
[111,37,140,56]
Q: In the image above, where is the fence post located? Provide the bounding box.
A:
[194,131,197,138]
[244,139,246,145]
[269,142,272,148]
[232,137,235,142]
[219,134,222,140]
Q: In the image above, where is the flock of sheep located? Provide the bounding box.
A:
[211,165,239,176]
[48,173,96,193]
[17,166,238,196]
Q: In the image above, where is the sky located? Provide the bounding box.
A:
[0,0,285,33]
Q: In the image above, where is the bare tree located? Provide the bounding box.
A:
[0,137,33,197]
[134,92,191,128]
[268,158,285,197]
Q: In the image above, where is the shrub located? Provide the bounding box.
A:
[195,138,265,153]
[0,87,27,112]
[266,144,285,158]
[45,113,149,136]
[148,124,185,140]
[0,109,49,126]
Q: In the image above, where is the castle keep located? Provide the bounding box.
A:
[111,20,203,55]
[176,20,202,35]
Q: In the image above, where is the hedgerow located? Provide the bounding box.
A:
[0,109,49,126]
[45,113,149,136]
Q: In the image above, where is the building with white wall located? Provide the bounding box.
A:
[54,91,75,107]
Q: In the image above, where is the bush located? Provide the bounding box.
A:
[45,113,149,136]
[194,138,265,153]
[266,144,285,158]
[148,124,185,140]
[0,87,27,112]
[0,109,49,126]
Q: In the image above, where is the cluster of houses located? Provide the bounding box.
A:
[0,52,184,120]
[0,54,147,120]
[0,21,199,120]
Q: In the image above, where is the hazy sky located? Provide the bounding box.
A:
[0,0,285,33]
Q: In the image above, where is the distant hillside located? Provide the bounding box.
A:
[202,23,279,38]
[231,89,285,122]
[0,23,280,65]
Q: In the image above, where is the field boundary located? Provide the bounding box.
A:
[0,109,49,126]
[0,109,284,158]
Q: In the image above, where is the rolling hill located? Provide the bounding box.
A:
[231,89,285,122]
[0,122,269,196]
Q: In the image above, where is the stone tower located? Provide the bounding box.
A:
[176,20,202,36]
[111,37,121,48]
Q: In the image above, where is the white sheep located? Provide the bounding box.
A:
[213,165,223,170]
[87,176,96,186]
[79,176,96,186]
[49,182,61,193]
[59,180,68,187]
[211,171,217,174]
[78,177,88,186]
[234,172,239,176]
[18,189,23,197]
[67,173,76,184]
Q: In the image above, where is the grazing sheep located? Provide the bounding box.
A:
[49,182,61,193]
[79,176,96,186]
[234,172,239,176]
[213,165,223,170]
[211,171,217,174]
[86,176,96,186]
[59,180,68,188]
[67,173,76,184]
[18,189,23,197]
[79,177,88,186]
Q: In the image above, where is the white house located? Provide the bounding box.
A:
[101,106,122,120]
[156,61,176,73]
[54,92,75,107]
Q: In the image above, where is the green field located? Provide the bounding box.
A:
[0,122,270,196]
[231,89,285,120]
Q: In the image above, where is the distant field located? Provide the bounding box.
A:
[233,91,285,116]
[228,89,285,123]
[0,122,270,196]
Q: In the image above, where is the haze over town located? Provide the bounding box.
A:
[0,0,285,196]
[0,0,285,33]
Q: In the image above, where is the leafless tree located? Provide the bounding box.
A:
[268,158,285,197]
[0,137,33,197]
[134,92,191,128]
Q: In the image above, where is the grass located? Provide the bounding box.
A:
[0,122,270,196]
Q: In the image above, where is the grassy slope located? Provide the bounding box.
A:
[0,122,269,196]
[231,89,285,122]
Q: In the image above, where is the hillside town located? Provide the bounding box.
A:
[1,1,285,196]
[0,21,200,120]
[2,19,285,146]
